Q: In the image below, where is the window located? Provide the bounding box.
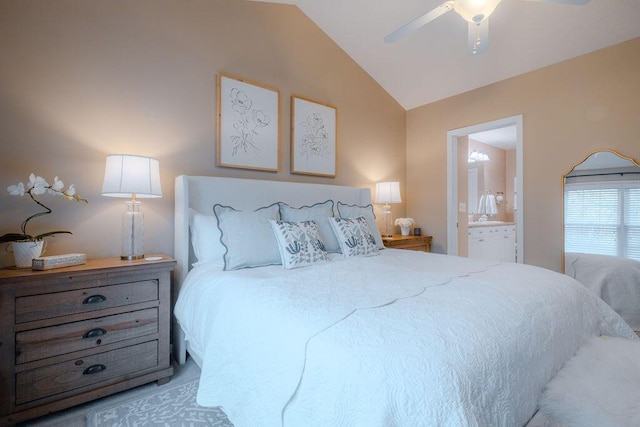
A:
[625,187,640,260]
[565,181,640,260]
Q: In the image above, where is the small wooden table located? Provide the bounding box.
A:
[382,235,432,252]
[0,255,175,425]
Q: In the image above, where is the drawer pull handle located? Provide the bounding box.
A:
[83,364,106,375]
[83,328,107,339]
[83,295,106,304]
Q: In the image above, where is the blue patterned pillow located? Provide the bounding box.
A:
[270,220,329,269]
[329,216,379,258]
[336,202,384,249]
[279,200,340,253]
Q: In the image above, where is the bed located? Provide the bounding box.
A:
[565,252,640,331]
[173,175,637,427]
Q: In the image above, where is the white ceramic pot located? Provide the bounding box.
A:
[11,240,46,268]
[401,226,410,236]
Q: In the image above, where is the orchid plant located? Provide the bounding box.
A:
[394,217,415,228]
[1,173,88,243]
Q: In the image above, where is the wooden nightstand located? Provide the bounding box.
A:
[0,255,175,426]
[382,235,432,252]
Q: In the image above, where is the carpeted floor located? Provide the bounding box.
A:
[20,358,233,427]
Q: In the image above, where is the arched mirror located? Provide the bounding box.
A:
[562,149,640,332]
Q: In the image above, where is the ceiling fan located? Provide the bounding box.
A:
[384,0,591,55]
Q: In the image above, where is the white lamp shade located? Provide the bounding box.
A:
[375,181,402,204]
[102,154,162,198]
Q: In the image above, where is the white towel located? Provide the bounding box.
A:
[486,195,498,215]
[477,195,486,214]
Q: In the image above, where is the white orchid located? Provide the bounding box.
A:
[49,176,65,194]
[28,174,49,196]
[2,173,88,243]
[63,184,76,200]
[394,217,415,227]
[7,182,25,196]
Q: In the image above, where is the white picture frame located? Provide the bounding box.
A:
[291,96,337,177]
[217,73,280,171]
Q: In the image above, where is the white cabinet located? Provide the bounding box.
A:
[468,225,516,262]
[501,225,516,262]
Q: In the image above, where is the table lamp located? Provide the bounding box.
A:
[102,154,162,260]
[375,181,401,237]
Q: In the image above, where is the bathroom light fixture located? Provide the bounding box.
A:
[468,149,490,163]
[102,154,162,260]
[375,181,402,237]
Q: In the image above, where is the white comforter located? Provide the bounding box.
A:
[174,250,636,427]
[565,252,640,330]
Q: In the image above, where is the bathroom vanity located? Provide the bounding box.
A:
[468,222,516,263]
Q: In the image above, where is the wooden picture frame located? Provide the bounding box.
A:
[217,73,280,171]
[291,95,337,177]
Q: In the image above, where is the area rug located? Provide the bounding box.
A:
[87,380,233,426]
[537,336,640,427]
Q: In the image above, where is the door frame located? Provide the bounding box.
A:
[446,115,524,263]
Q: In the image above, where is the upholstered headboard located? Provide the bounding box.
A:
[173,175,372,362]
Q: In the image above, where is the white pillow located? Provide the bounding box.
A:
[329,216,379,258]
[190,210,225,268]
[214,203,281,271]
[269,220,329,269]
[336,202,384,249]
[279,200,340,253]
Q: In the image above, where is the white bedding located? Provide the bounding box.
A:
[174,249,636,427]
[565,252,640,330]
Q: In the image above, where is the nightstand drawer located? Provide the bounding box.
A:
[16,340,158,405]
[388,240,428,250]
[16,308,159,364]
[382,235,432,252]
[16,280,159,323]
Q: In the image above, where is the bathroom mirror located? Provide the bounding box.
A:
[562,149,640,272]
[467,163,484,215]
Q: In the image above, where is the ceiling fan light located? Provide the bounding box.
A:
[454,0,503,23]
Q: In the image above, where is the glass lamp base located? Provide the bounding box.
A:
[382,204,393,237]
[122,200,144,260]
[121,254,145,260]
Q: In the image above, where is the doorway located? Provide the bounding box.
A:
[446,115,524,263]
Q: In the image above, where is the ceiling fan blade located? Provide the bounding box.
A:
[468,19,489,55]
[522,0,591,5]
[384,1,455,43]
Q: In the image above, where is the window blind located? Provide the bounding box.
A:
[565,182,640,260]
[624,187,640,260]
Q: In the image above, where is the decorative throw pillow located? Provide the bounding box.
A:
[213,203,281,271]
[336,202,384,249]
[279,200,340,253]
[329,216,379,258]
[269,220,329,269]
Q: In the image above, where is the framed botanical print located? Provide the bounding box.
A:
[217,73,280,171]
[291,95,337,177]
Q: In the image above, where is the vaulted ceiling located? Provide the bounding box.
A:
[249,0,640,110]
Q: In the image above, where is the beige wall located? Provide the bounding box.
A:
[0,0,406,267]
[407,37,640,271]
